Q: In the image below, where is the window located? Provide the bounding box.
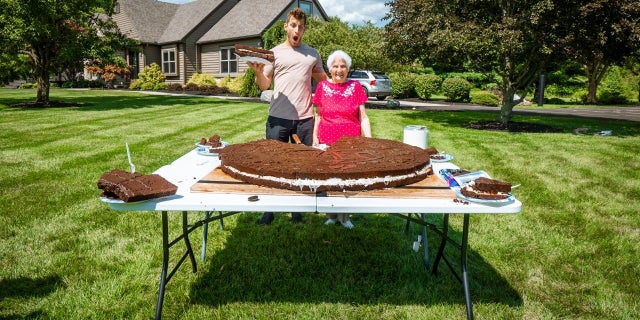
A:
[162,48,176,75]
[220,47,237,74]
[299,1,313,16]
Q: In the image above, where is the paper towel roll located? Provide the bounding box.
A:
[403,125,428,149]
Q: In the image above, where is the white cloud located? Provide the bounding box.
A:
[159,0,390,27]
[318,0,389,27]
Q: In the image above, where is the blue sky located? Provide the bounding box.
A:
[159,0,390,27]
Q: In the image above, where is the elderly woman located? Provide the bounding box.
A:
[312,50,372,229]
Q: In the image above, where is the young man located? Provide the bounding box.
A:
[247,8,327,225]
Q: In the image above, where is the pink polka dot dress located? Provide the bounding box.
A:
[312,80,368,145]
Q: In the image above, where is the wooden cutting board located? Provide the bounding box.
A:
[191,168,455,199]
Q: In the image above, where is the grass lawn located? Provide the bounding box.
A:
[1,88,639,319]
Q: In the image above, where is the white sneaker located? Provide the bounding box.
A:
[324,218,337,225]
[342,220,354,229]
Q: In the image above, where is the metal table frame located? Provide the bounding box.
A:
[104,150,521,320]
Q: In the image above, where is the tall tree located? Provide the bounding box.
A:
[561,0,640,104]
[0,0,116,105]
[383,0,571,123]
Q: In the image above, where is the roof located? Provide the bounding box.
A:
[116,0,179,43]
[114,0,329,45]
[157,0,226,44]
[197,0,294,44]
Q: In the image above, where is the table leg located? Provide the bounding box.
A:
[461,214,473,320]
[432,214,449,275]
[201,211,210,262]
[421,213,429,268]
[182,211,198,273]
[155,211,170,320]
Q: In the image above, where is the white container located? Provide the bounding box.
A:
[403,125,428,149]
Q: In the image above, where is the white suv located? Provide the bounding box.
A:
[347,70,392,101]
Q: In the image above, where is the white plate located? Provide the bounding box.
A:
[99,196,151,204]
[430,153,453,162]
[453,170,490,186]
[195,141,229,155]
[453,187,515,204]
[235,54,271,65]
[195,141,229,148]
[196,148,223,156]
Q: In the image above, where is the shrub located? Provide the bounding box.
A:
[187,72,217,87]
[201,85,229,95]
[598,66,629,104]
[414,74,442,100]
[18,83,36,89]
[167,83,183,91]
[183,82,199,92]
[470,90,499,107]
[440,71,489,88]
[388,72,417,98]
[131,63,167,91]
[441,77,471,102]
[239,68,261,97]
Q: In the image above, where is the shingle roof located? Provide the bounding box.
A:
[157,0,226,44]
[197,0,294,44]
[116,0,179,43]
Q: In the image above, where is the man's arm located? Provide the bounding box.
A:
[247,61,273,91]
[312,70,328,83]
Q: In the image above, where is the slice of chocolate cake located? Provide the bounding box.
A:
[460,177,512,200]
[98,169,177,202]
[474,177,512,193]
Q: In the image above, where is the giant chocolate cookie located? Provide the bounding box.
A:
[218,136,437,192]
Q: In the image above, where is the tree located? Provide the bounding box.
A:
[0,0,117,105]
[560,0,640,104]
[384,0,573,123]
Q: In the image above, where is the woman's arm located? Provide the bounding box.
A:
[359,104,372,138]
[313,105,321,145]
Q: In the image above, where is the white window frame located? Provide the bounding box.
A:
[162,48,177,75]
[220,47,237,75]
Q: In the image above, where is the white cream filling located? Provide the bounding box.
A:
[223,164,431,192]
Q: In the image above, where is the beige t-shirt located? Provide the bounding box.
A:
[263,43,324,120]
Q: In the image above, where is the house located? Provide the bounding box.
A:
[111,0,329,84]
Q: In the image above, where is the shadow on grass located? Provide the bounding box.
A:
[0,275,62,300]
[4,93,257,111]
[396,110,640,137]
[189,213,521,310]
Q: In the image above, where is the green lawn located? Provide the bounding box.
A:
[1,88,639,319]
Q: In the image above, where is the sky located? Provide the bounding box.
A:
[159,0,390,27]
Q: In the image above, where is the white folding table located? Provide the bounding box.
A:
[104,149,521,320]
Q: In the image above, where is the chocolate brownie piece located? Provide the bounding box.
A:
[98,169,177,202]
[474,177,511,193]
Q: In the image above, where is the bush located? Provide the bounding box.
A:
[187,72,217,87]
[440,71,489,88]
[388,72,417,98]
[131,63,167,91]
[183,82,199,92]
[167,83,183,91]
[597,66,629,104]
[239,68,261,97]
[470,90,499,107]
[18,82,36,89]
[414,74,442,100]
[441,77,471,102]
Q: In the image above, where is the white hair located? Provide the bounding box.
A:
[326,50,352,70]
